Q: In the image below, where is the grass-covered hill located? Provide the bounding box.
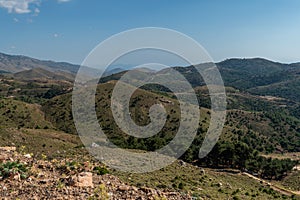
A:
[0,98,82,159]
[0,52,80,74]
[0,53,299,158]
[13,67,75,82]
[0,53,299,198]
[0,72,73,103]
[0,98,52,129]
[1,52,299,104]
[42,81,300,153]
[41,81,299,181]
[0,98,298,199]
[101,57,300,104]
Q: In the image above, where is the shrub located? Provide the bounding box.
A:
[93,166,109,175]
[0,161,28,179]
[178,182,184,189]
[89,184,109,200]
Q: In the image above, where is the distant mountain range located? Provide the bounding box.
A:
[0,52,80,74]
[1,52,299,102]
[99,58,300,103]
[0,52,127,78]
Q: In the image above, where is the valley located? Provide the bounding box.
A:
[0,53,299,199]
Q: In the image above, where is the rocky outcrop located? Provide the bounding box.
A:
[0,147,191,199]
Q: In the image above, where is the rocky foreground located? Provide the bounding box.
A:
[0,147,191,199]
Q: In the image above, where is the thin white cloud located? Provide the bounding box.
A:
[57,0,71,3]
[34,7,39,13]
[0,0,39,14]
[32,7,39,15]
[0,0,70,15]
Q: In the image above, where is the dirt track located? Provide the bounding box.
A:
[242,172,300,197]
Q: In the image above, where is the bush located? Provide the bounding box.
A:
[93,166,109,175]
[0,161,28,179]
[178,182,184,189]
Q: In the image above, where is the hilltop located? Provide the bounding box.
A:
[13,68,75,82]
[0,52,79,74]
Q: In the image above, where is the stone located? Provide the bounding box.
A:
[24,154,32,158]
[74,172,93,187]
[0,154,8,161]
[12,173,21,181]
[118,185,130,191]
[27,177,33,182]
[131,186,139,192]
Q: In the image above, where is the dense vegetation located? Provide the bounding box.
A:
[41,80,299,180]
[0,73,72,104]
[0,56,299,185]
[186,140,298,180]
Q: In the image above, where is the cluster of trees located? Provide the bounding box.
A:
[247,157,297,180]
[182,141,298,180]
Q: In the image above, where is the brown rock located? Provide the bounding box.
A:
[118,185,130,191]
[73,172,93,187]
[131,186,139,192]
[11,172,20,181]
[0,154,8,161]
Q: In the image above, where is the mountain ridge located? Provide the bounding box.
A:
[0,52,80,74]
[1,52,299,74]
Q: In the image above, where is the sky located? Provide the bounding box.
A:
[1,0,300,65]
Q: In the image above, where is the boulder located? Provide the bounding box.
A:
[24,154,32,159]
[73,172,93,187]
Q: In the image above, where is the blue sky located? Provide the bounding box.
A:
[1,0,300,64]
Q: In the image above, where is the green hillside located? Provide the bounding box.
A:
[0,98,52,129]
[0,52,80,73]
[0,54,299,198]
[0,72,72,103]
[42,80,299,180]
[13,67,75,82]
